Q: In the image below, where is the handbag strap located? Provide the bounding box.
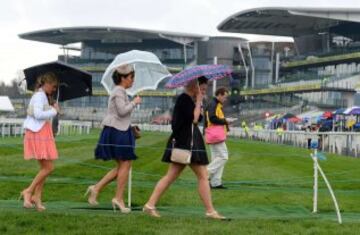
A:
[190,123,194,151]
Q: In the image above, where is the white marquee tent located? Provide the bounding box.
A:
[0,96,15,112]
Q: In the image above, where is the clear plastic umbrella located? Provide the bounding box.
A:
[101,50,171,96]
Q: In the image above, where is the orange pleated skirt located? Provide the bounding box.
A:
[24,122,58,160]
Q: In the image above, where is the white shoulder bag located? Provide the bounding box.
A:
[170,124,194,165]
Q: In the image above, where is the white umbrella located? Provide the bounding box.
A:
[101,50,171,96]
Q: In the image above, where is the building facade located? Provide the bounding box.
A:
[19,27,246,121]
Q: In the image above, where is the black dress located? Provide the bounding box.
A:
[162,93,209,165]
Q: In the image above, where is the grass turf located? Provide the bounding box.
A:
[0,130,360,234]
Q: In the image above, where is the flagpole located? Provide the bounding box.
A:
[128,166,132,208]
[213,56,217,96]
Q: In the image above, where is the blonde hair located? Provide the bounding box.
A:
[184,77,208,92]
[35,72,58,104]
[184,79,198,92]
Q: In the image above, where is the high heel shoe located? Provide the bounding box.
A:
[84,185,99,206]
[31,198,46,212]
[143,204,161,218]
[19,191,33,209]
[205,211,227,220]
[111,198,131,214]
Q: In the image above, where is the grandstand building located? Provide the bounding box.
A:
[218,7,360,113]
[19,27,246,122]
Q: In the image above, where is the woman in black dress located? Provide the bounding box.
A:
[143,77,226,220]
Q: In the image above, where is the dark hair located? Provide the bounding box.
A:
[215,87,229,96]
[198,76,208,85]
[112,70,134,85]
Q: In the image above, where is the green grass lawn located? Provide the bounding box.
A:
[1,130,360,235]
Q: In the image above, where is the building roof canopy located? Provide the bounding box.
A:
[218,7,360,37]
[19,26,208,45]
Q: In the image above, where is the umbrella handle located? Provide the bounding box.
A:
[56,87,60,103]
[134,95,140,110]
[17,78,25,87]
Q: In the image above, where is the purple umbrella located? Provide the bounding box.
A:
[344,106,360,115]
[165,64,232,88]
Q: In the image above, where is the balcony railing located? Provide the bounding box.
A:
[282,51,360,69]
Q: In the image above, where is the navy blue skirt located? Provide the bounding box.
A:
[95,126,137,161]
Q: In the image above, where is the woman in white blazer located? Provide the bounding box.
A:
[21,72,60,211]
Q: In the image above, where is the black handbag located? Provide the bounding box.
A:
[131,125,141,139]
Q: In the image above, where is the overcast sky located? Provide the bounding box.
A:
[0,0,359,85]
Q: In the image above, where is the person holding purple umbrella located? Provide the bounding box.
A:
[143,76,227,220]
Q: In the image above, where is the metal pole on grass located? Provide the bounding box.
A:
[310,139,342,224]
[316,161,342,224]
[312,148,318,213]
[128,166,132,208]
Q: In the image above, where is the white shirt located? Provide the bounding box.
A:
[23,89,57,132]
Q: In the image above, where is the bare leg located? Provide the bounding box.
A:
[114,160,132,207]
[32,161,48,202]
[24,160,54,193]
[85,168,118,205]
[146,163,186,208]
[189,164,215,213]
[93,168,118,193]
[32,179,45,202]
[22,160,54,207]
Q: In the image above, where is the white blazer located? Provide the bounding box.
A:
[23,89,57,132]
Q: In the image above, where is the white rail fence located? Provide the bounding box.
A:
[0,118,91,137]
[3,120,359,157]
[137,124,360,158]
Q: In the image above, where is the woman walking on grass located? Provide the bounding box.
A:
[85,64,141,213]
[143,77,226,220]
[20,72,60,211]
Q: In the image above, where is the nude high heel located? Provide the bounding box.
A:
[84,185,99,206]
[31,198,46,212]
[111,198,131,214]
[143,204,161,218]
[19,191,33,209]
[205,211,227,220]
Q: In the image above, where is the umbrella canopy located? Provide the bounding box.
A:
[287,116,302,123]
[298,110,323,122]
[322,111,333,119]
[101,50,171,96]
[344,106,360,115]
[266,113,281,121]
[281,113,296,119]
[280,113,301,123]
[165,64,232,88]
[333,108,346,115]
[23,61,92,102]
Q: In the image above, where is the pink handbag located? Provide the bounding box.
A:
[205,125,226,144]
